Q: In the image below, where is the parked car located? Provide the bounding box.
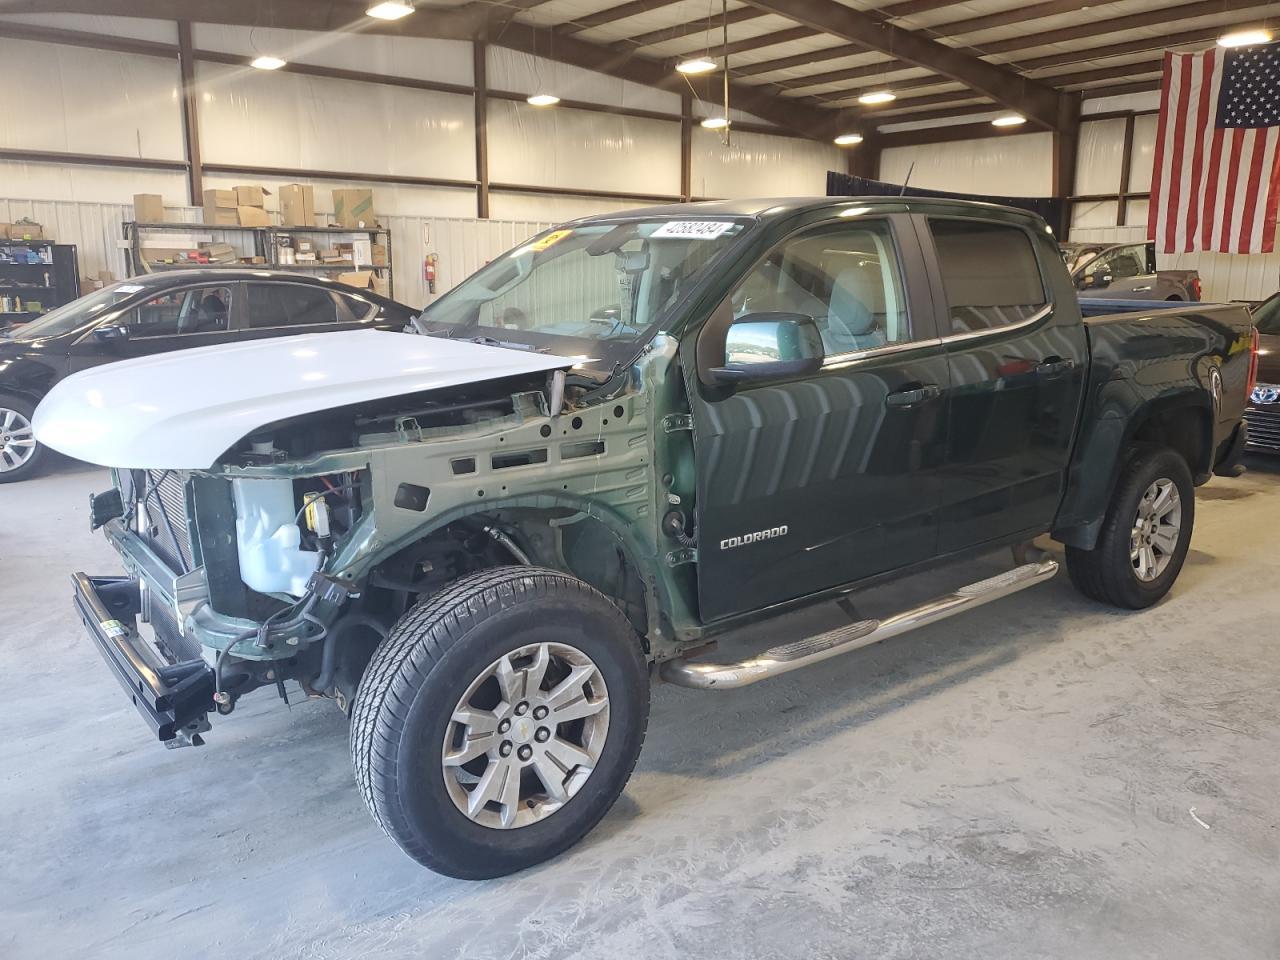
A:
[35,198,1254,879]
[0,270,418,482]
[1245,291,1280,453]
[1064,240,1201,302]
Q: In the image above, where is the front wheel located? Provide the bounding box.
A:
[1066,446,1195,608]
[350,566,649,879]
[0,393,44,483]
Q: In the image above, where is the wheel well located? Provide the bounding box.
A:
[366,508,651,643]
[1131,403,1210,481]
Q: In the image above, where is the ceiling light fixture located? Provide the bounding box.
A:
[676,57,718,75]
[857,90,896,105]
[366,1,415,19]
[834,133,864,145]
[992,114,1027,127]
[250,55,287,70]
[701,116,730,130]
[1218,29,1272,47]
[527,93,561,107]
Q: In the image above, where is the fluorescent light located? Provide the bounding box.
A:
[676,57,718,75]
[1218,29,1272,47]
[857,90,896,105]
[992,114,1027,127]
[250,55,287,70]
[701,116,730,129]
[834,133,864,145]
[527,93,560,107]
[366,1,415,19]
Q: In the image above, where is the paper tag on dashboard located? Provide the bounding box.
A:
[116,284,145,293]
[651,221,735,240]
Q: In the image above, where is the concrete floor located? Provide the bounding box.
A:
[3,454,1279,960]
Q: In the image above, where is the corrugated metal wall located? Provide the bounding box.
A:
[0,196,552,308]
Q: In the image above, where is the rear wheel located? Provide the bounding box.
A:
[0,393,43,483]
[1066,446,1194,608]
[350,566,649,879]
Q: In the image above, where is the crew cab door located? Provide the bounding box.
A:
[921,216,1088,552]
[688,214,949,622]
[68,282,238,373]
[1077,242,1159,298]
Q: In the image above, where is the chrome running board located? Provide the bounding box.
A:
[660,557,1059,690]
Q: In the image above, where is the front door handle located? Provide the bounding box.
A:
[885,383,941,408]
[1036,358,1075,378]
[1132,285,1153,292]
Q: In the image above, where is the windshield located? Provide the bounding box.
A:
[8,282,144,341]
[415,218,750,367]
[1255,293,1280,335]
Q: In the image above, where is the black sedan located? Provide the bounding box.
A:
[0,270,420,482]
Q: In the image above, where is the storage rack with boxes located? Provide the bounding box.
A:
[0,221,80,325]
[125,186,392,298]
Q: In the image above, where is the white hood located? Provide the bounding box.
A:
[33,329,573,469]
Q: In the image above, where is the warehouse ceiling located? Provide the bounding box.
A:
[10,0,1279,141]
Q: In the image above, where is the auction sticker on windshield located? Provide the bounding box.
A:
[651,221,736,240]
[526,229,573,252]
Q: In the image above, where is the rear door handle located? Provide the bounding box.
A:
[1132,285,1153,292]
[1036,358,1075,378]
[885,383,941,407]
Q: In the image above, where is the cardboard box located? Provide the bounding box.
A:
[279,184,315,227]
[370,243,388,267]
[372,275,390,298]
[133,194,166,222]
[234,185,269,207]
[199,242,236,263]
[332,188,374,228]
[8,221,44,241]
[0,224,10,240]
[203,189,237,225]
[336,270,374,290]
[236,205,272,227]
[204,208,240,226]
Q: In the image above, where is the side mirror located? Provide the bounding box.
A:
[707,312,825,385]
[93,324,130,342]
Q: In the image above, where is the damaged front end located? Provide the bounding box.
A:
[77,351,668,746]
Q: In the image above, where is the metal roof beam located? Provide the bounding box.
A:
[741,0,1072,130]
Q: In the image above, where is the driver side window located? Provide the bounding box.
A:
[730,220,910,356]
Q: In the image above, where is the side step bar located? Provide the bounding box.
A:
[660,557,1059,690]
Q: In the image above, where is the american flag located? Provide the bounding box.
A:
[1147,42,1280,255]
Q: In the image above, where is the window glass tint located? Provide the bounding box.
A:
[335,291,376,322]
[125,286,231,336]
[245,284,339,328]
[929,219,1047,334]
[731,219,910,355]
[1093,244,1148,281]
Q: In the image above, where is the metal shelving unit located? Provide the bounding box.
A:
[0,240,80,323]
[123,222,393,298]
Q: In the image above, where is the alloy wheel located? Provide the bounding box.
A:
[0,407,36,473]
[1130,478,1182,582]
[441,641,610,830]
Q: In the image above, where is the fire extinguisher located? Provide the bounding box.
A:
[424,253,438,295]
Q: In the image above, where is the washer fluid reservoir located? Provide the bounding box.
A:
[232,478,321,597]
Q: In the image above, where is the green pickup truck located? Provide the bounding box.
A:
[34,197,1255,879]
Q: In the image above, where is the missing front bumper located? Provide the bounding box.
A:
[73,572,214,747]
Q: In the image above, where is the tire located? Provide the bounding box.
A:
[350,566,649,879]
[1066,446,1195,609]
[0,392,44,483]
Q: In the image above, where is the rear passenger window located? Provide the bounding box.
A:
[245,284,339,329]
[928,219,1047,335]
